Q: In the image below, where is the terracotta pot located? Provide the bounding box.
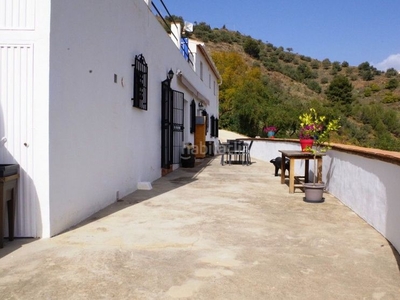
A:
[300,139,313,152]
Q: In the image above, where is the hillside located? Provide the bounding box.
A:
[201,30,400,108]
[165,17,400,151]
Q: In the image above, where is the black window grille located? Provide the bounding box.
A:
[215,118,219,137]
[132,54,148,110]
[190,100,196,134]
[210,116,219,137]
[210,115,215,137]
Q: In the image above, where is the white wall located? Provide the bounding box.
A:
[247,139,400,253]
[324,150,400,253]
[47,0,219,236]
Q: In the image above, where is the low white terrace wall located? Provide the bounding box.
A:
[247,138,400,254]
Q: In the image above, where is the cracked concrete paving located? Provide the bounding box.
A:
[1,156,400,299]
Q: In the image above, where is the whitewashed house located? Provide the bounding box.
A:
[0,0,221,238]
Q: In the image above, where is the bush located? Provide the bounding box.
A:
[370,83,380,92]
[364,87,372,97]
[332,61,342,72]
[322,58,331,69]
[300,55,312,62]
[386,68,399,78]
[243,38,260,59]
[386,78,399,90]
[310,60,320,69]
[382,92,400,103]
[305,80,322,93]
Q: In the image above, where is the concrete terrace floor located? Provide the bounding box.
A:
[1,157,400,299]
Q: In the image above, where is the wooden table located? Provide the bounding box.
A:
[279,150,324,193]
[0,173,19,248]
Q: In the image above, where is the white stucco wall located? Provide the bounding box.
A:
[47,0,219,236]
[250,139,309,174]
[324,151,400,253]
[245,138,400,253]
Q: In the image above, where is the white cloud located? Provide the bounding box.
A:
[373,54,400,72]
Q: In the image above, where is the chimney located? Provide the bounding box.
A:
[170,23,181,49]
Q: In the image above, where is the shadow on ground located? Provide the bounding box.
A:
[60,157,215,235]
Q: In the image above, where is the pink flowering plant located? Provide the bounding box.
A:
[299,124,323,139]
[299,108,340,184]
[263,126,277,133]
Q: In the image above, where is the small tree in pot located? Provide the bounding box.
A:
[299,108,340,202]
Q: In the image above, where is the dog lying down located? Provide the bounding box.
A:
[270,157,290,176]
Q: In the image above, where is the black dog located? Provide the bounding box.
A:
[270,157,290,176]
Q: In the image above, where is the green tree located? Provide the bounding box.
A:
[386,68,399,78]
[231,67,272,135]
[321,77,329,84]
[193,22,212,41]
[358,62,375,81]
[325,75,354,105]
[310,60,320,69]
[305,80,322,93]
[386,78,399,90]
[243,38,260,59]
[211,51,248,127]
[341,61,349,68]
[322,58,331,70]
[297,63,315,81]
[332,61,342,72]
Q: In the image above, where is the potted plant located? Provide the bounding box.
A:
[263,126,277,138]
[181,143,195,168]
[298,108,325,151]
[299,108,340,202]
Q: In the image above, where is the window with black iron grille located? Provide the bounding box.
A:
[210,116,219,137]
[132,54,148,110]
[215,118,219,137]
[210,115,215,137]
[190,100,196,134]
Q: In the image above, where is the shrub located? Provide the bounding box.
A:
[364,87,372,97]
[386,78,399,90]
[370,83,380,92]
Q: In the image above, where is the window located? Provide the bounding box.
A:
[132,54,148,110]
[190,100,196,134]
[213,80,216,95]
[200,61,203,81]
[210,116,219,137]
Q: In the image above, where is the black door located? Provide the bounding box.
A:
[161,81,184,169]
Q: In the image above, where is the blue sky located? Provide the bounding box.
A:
[163,0,400,71]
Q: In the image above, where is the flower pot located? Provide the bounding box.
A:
[267,131,275,138]
[181,154,195,168]
[300,139,313,152]
[303,183,325,203]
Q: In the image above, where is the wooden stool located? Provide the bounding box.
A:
[0,174,19,248]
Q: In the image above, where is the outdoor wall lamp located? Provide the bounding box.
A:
[198,102,204,110]
[167,69,174,81]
